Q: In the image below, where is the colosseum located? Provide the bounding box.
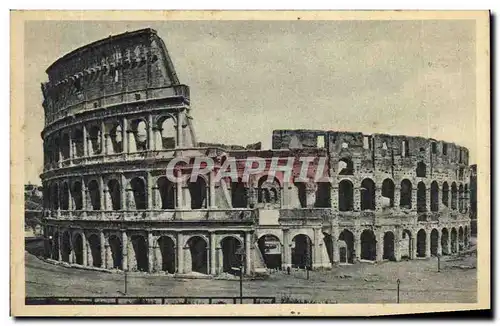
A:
[40,28,472,276]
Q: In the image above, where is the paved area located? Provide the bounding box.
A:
[25,246,476,304]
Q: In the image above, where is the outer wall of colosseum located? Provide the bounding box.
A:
[40,28,472,276]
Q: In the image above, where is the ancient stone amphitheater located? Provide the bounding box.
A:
[40,28,472,276]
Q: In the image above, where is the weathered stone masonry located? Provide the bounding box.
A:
[40,29,472,276]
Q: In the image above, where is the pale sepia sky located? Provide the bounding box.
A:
[24,20,476,184]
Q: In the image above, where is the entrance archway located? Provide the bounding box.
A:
[338,229,354,263]
[441,228,450,255]
[131,235,148,271]
[61,231,71,263]
[257,234,282,269]
[430,229,439,256]
[383,231,395,261]
[221,236,242,274]
[87,234,102,267]
[360,230,376,261]
[401,229,412,259]
[416,229,426,257]
[52,232,60,260]
[292,234,312,269]
[108,235,123,269]
[451,228,458,254]
[458,227,464,251]
[187,236,208,274]
[73,233,84,265]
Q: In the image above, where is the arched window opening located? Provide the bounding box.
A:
[360,178,376,210]
[186,236,208,274]
[430,181,439,212]
[131,120,148,152]
[360,230,376,261]
[338,180,353,211]
[189,176,207,209]
[221,237,243,274]
[416,162,427,178]
[417,182,427,213]
[110,124,123,153]
[381,179,395,208]
[88,180,101,210]
[231,178,248,208]
[73,234,84,265]
[315,182,331,208]
[293,181,307,208]
[159,117,176,149]
[60,183,70,210]
[442,182,449,207]
[158,236,176,273]
[61,232,71,263]
[416,229,427,257]
[441,228,449,255]
[107,179,121,210]
[157,177,175,209]
[108,235,123,269]
[401,230,412,259]
[131,235,148,272]
[338,158,354,175]
[130,177,147,210]
[257,234,282,269]
[50,183,59,210]
[400,179,412,209]
[292,234,312,269]
[451,182,458,210]
[88,125,102,155]
[60,133,70,160]
[430,229,439,256]
[87,234,102,267]
[383,232,395,261]
[71,128,85,157]
[459,184,464,212]
[338,229,354,264]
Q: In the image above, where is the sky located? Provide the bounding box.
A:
[24,20,477,184]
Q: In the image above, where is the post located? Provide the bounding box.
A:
[397,279,400,303]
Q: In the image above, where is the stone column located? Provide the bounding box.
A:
[425,229,431,258]
[425,183,431,213]
[375,187,382,211]
[68,131,73,164]
[331,226,339,264]
[312,227,322,268]
[376,231,384,261]
[330,186,339,211]
[210,232,217,275]
[121,174,127,210]
[177,233,184,274]
[176,112,183,148]
[100,230,106,269]
[282,229,291,269]
[57,231,62,261]
[176,170,183,209]
[209,170,216,208]
[147,172,153,210]
[148,114,154,151]
[437,230,442,256]
[394,186,401,209]
[153,127,162,151]
[148,232,154,272]
[245,232,252,275]
[82,233,88,266]
[305,183,317,208]
[411,233,417,259]
[354,229,361,261]
[411,187,418,212]
[83,125,88,157]
[122,231,128,271]
[354,187,361,211]
[394,228,401,261]
[122,117,129,154]
[101,121,106,155]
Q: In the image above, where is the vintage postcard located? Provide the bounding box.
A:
[11,10,490,316]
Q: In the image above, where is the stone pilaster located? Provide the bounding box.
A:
[282,229,291,269]
[210,232,217,275]
[122,231,128,271]
[177,233,184,274]
[100,231,106,269]
[245,232,252,275]
[148,232,154,272]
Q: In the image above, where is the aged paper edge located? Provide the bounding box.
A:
[10,10,491,317]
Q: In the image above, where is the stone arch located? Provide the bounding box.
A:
[381,178,395,208]
[107,121,123,154]
[108,235,123,269]
[157,236,176,273]
[451,227,458,253]
[61,231,71,263]
[430,229,439,256]
[186,236,208,274]
[156,114,177,150]
[442,182,450,207]
[459,184,465,213]
[107,179,121,210]
[400,179,412,209]
[189,175,207,209]
[130,118,148,152]
[131,234,148,272]
[360,178,376,210]
[231,177,248,208]
[451,182,458,210]
[51,231,60,260]
[293,181,307,208]
[73,233,84,265]
[60,182,70,210]
[338,157,354,175]
[257,234,282,269]
[220,236,243,274]
[87,179,101,210]
[431,181,439,212]
[401,229,412,259]
[70,181,83,210]
[417,182,427,213]
[360,229,376,261]
[87,234,102,267]
[60,132,71,160]
[338,229,354,263]
[338,179,354,211]
[323,232,334,265]
[291,234,312,269]
[416,161,427,177]
[157,176,175,209]
[50,182,59,210]
[383,231,395,261]
[441,228,450,255]
[416,229,427,257]
[130,177,147,210]
[314,182,331,208]
[87,124,102,155]
[71,127,85,158]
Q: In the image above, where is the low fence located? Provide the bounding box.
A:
[25,296,276,305]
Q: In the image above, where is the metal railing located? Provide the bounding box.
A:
[25,296,276,305]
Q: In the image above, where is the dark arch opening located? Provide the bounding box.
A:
[158,236,176,273]
[61,183,70,210]
[417,182,427,213]
[73,234,84,265]
[187,236,208,274]
[401,229,412,259]
[441,228,449,255]
[293,182,307,208]
[338,158,354,175]
[189,176,207,209]
[382,179,395,207]
[257,234,282,269]
[231,178,248,208]
[458,227,464,251]
[87,234,102,267]
[221,237,242,274]
[360,179,376,210]
[88,180,101,210]
[416,161,427,177]
[61,232,71,263]
[339,229,355,264]
[400,179,412,209]
[360,230,376,261]
[383,231,395,261]
[451,182,458,210]
[416,229,426,257]
[442,182,449,207]
[339,180,354,211]
[451,228,457,253]
[431,181,439,212]
[157,177,175,209]
[430,229,439,256]
[108,235,123,269]
[130,177,147,210]
[315,182,331,208]
[292,234,312,269]
[108,179,121,210]
[70,182,83,210]
[52,232,60,260]
[131,235,148,271]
